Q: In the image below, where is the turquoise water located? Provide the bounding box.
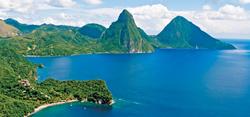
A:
[29,40,250,117]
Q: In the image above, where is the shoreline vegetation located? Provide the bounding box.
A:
[0,47,113,116]
[25,99,115,117]
[0,9,237,117]
[24,48,233,58]
[24,51,154,57]
[25,100,78,117]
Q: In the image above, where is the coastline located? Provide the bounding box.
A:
[25,100,78,117]
[24,47,237,58]
[25,99,115,117]
[24,51,154,58]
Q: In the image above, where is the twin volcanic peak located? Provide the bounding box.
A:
[156,16,236,49]
[100,9,154,53]
[100,10,235,51]
[0,9,236,55]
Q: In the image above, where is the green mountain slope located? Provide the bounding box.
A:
[4,18,40,34]
[137,28,164,48]
[100,9,154,53]
[39,24,79,31]
[1,12,237,56]
[0,20,20,37]
[156,16,236,49]
[0,25,102,56]
[79,23,106,39]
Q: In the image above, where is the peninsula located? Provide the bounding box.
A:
[0,9,237,116]
[0,47,113,116]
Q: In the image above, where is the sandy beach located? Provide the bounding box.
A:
[25,99,115,117]
[25,100,78,117]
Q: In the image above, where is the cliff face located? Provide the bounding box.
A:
[100,9,154,53]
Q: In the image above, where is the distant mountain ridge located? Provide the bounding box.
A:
[0,9,236,56]
[4,18,40,34]
[4,19,80,34]
[4,19,106,40]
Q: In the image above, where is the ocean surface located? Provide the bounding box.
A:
[29,39,250,117]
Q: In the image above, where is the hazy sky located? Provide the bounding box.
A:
[0,0,249,39]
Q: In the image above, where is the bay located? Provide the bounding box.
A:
[29,39,250,117]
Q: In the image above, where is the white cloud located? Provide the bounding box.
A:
[0,0,76,14]
[202,5,212,11]
[196,4,249,20]
[239,0,250,4]
[126,4,250,39]
[0,3,249,39]
[47,0,76,8]
[83,0,102,5]
[0,0,34,13]
[30,17,84,27]
[0,10,6,19]
[219,4,246,16]
[126,4,173,34]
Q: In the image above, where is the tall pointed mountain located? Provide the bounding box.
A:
[100,9,154,53]
[0,20,20,37]
[156,16,236,49]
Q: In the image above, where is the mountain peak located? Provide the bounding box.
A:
[118,9,134,22]
[121,9,130,14]
[173,16,187,20]
[171,16,190,24]
[157,15,236,49]
[100,9,154,53]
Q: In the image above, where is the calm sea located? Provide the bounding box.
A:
[29,39,250,117]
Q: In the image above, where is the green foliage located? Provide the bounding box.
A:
[0,94,35,117]
[4,19,79,34]
[39,79,112,104]
[0,47,113,116]
[0,25,103,56]
[137,28,165,48]
[1,10,156,56]
[156,16,236,49]
[79,23,106,39]
[0,9,237,117]
[4,18,40,34]
[1,11,236,58]
[100,9,154,53]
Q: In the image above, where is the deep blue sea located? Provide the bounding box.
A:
[29,40,250,117]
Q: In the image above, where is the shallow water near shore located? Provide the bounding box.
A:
[29,39,250,117]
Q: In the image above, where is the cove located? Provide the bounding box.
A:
[29,40,250,117]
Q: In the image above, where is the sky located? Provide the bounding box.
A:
[0,0,249,39]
